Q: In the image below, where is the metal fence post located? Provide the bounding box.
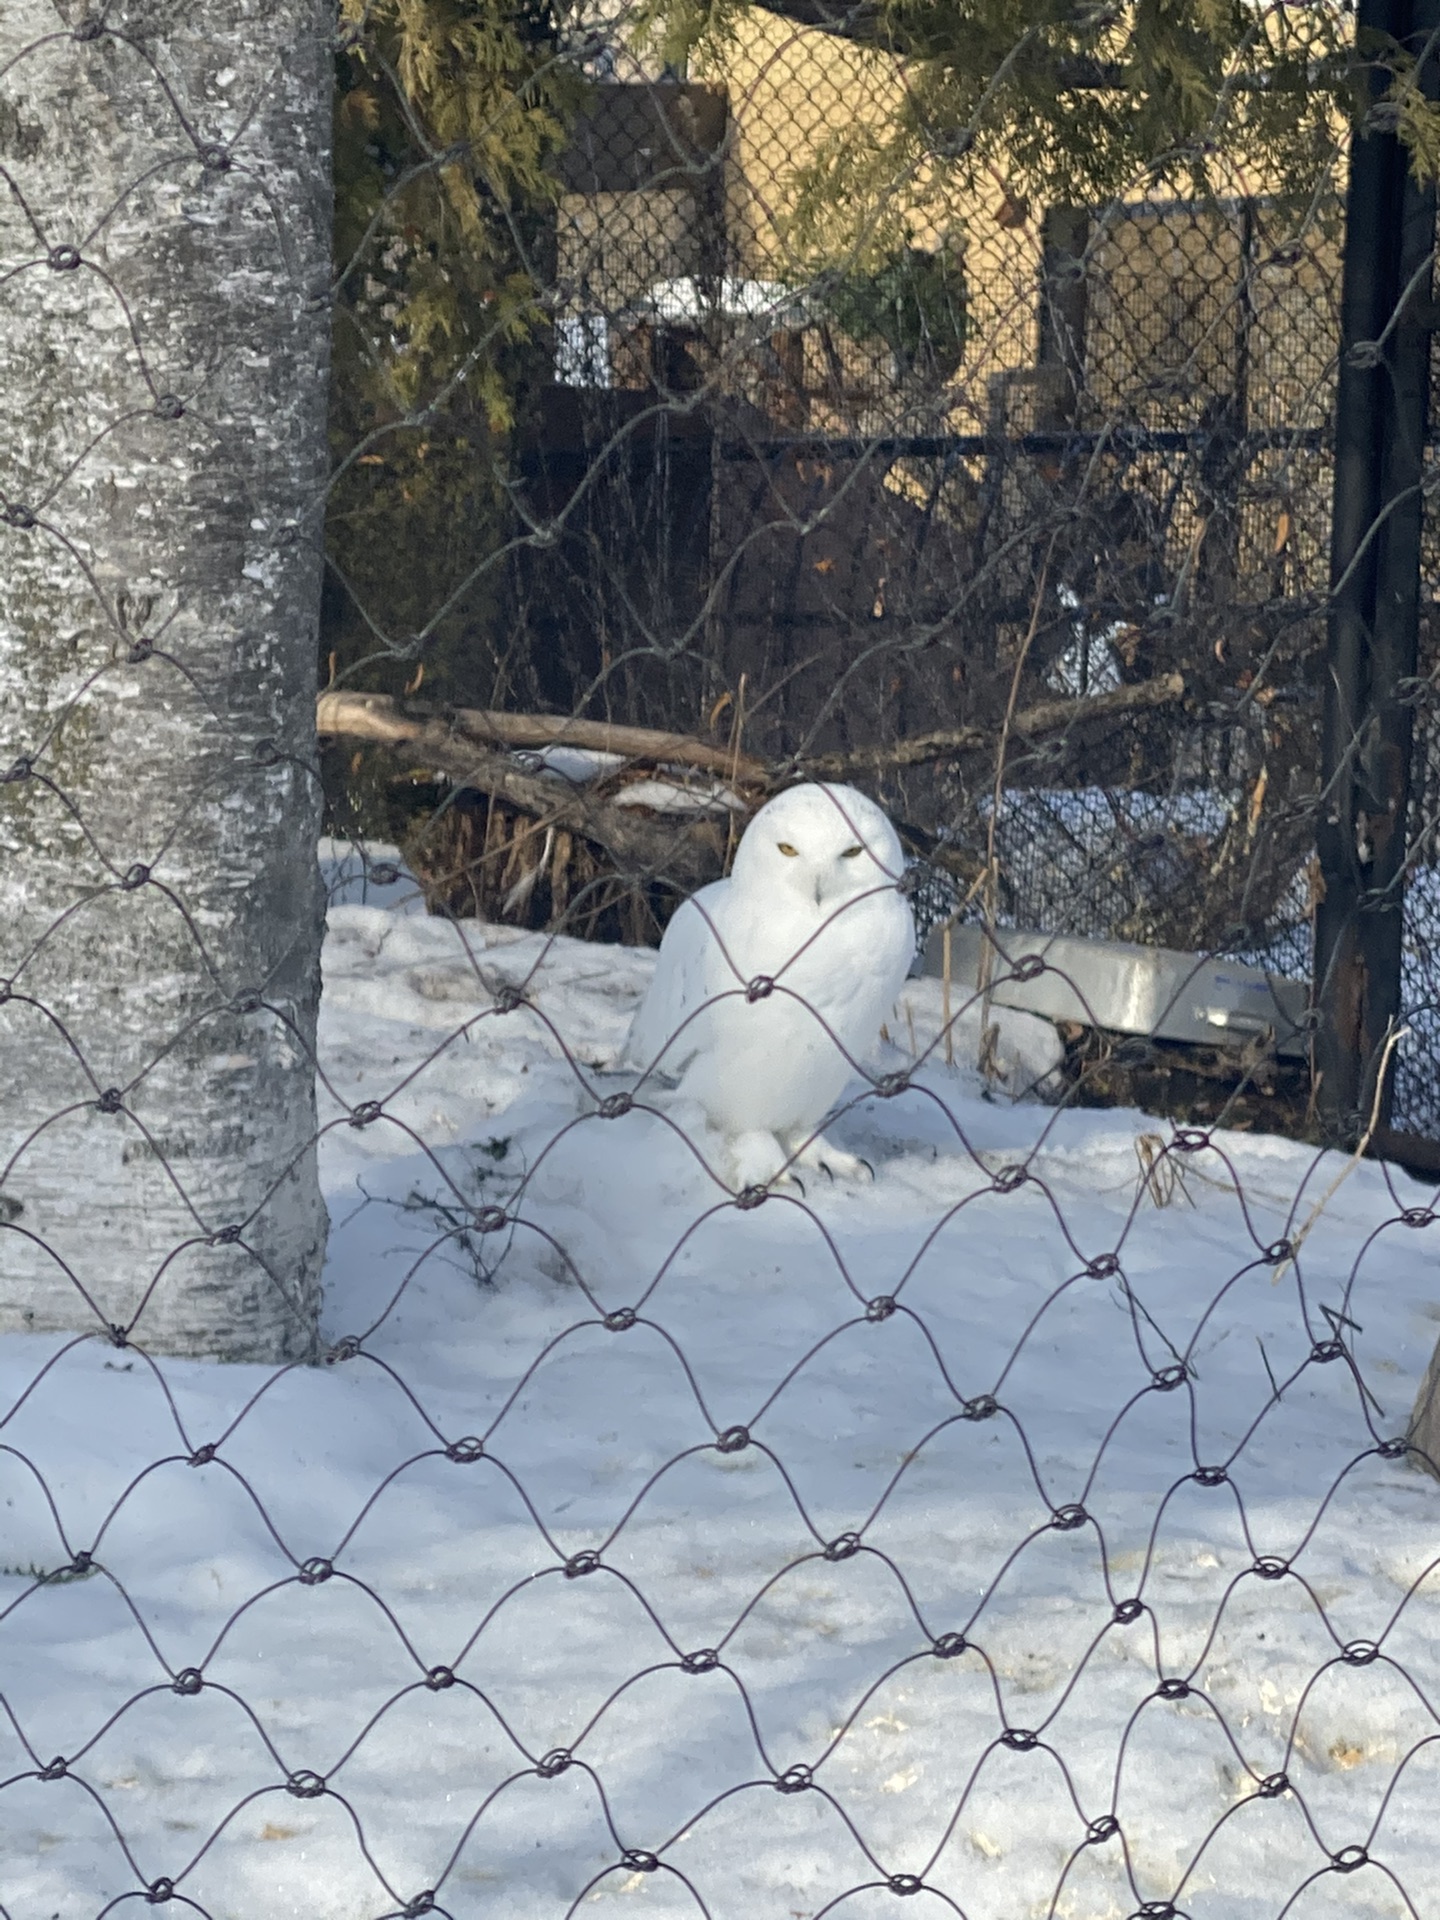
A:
[1315,0,1440,1142]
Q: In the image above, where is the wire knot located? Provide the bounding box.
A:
[991,1164,1028,1193]
[298,1557,333,1585]
[1086,1253,1120,1278]
[402,1894,435,1918]
[564,1550,601,1579]
[348,1101,383,1128]
[1342,1639,1380,1666]
[932,1632,967,1658]
[716,1425,750,1452]
[597,1091,634,1119]
[865,1295,896,1322]
[824,1531,861,1561]
[1,505,36,531]
[172,1668,203,1695]
[47,245,81,271]
[1086,1814,1119,1843]
[775,1763,812,1793]
[537,1747,572,1776]
[40,1755,67,1780]
[888,1875,924,1896]
[145,1880,175,1905]
[154,394,185,420]
[424,1665,455,1690]
[603,1307,637,1332]
[187,1444,217,1467]
[286,1769,326,1798]
[1000,1727,1038,1751]
[744,975,776,1002]
[473,1205,508,1234]
[962,1393,997,1421]
[1252,1555,1289,1581]
[445,1436,484,1463]
[96,1089,124,1115]
[1192,1465,1227,1487]
[620,1850,659,1873]
[1150,1363,1188,1392]
[208,1224,243,1247]
[198,143,232,172]
[681,1648,718,1673]
[1051,1504,1087,1531]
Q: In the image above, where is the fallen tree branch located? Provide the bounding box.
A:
[319,672,1189,797]
[317,700,727,891]
[317,690,768,782]
[790,672,1188,778]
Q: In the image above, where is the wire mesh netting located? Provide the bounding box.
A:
[5,3,1440,1917]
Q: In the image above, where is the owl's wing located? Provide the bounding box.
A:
[620,880,730,1080]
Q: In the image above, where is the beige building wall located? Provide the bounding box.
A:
[700,9,1042,425]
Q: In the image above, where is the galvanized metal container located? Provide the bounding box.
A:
[922,923,1309,1059]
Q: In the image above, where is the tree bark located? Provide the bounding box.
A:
[0,1,332,1359]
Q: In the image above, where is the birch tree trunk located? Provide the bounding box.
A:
[0,0,333,1360]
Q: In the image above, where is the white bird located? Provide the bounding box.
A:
[621,782,915,1188]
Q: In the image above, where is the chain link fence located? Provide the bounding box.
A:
[4,2,1440,1916]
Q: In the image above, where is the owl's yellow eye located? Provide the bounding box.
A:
[840,844,864,859]
[776,841,800,857]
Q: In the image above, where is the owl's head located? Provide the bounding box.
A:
[733,783,904,908]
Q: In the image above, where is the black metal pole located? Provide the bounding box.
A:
[1315,0,1440,1141]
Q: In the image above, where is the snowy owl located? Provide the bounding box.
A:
[621,782,915,1188]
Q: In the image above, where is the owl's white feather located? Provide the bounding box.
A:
[622,783,915,1184]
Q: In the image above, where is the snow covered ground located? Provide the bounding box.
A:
[3,848,1440,1920]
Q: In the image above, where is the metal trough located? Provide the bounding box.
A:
[921,923,1310,1059]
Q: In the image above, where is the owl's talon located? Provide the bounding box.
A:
[791,1136,873,1184]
